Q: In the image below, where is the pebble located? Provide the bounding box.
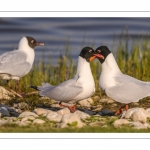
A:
[124,108,143,119]
[21,116,35,122]
[124,108,148,123]
[57,108,70,115]
[78,98,93,107]
[46,111,62,122]
[75,110,90,119]
[33,119,45,124]
[131,109,148,123]
[58,112,85,128]
[34,108,53,116]
[0,120,9,126]
[19,111,39,118]
[113,119,130,128]
[100,98,115,104]
[130,122,150,129]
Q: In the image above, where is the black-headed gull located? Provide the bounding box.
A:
[95,46,150,115]
[0,36,44,95]
[30,47,103,112]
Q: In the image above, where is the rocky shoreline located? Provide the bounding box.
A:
[0,86,150,130]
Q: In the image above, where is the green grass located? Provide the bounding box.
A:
[0,123,150,133]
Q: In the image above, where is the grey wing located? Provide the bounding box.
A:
[0,51,31,76]
[39,84,83,102]
[114,73,149,85]
[105,82,150,104]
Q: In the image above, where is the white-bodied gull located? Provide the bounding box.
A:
[30,47,103,112]
[95,46,150,115]
[0,36,44,94]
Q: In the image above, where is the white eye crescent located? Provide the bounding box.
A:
[31,40,34,44]
[89,50,92,53]
[97,50,101,53]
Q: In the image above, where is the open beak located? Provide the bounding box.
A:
[89,56,96,62]
[93,54,104,59]
[36,42,44,46]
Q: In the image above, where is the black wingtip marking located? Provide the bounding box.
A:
[30,85,40,91]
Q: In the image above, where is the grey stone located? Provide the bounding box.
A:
[0,107,10,117]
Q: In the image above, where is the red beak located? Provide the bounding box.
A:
[36,42,44,46]
[94,54,104,59]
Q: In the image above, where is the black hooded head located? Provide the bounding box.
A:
[95,46,111,64]
[79,47,96,62]
[26,36,44,48]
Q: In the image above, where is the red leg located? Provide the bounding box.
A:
[59,102,76,113]
[115,104,129,115]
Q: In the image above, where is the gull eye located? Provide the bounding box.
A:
[31,40,34,44]
[97,50,101,53]
[89,50,92,53]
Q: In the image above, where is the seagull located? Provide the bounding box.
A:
[95,46,150,115]
[30,47,103,112]
[0,36,44,95]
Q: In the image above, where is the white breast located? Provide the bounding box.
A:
[73,56,95,101]
[99,53,122,90]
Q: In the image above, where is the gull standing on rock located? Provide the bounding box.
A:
[95,46,150,115]
[30,47,103,112]
[0,36,44,95]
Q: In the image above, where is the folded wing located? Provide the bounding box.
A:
[106,82,150,104]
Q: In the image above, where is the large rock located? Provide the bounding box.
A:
[57,108,70,115]
[34,108,53,116]
[19,111,38,118]
[113,119,130,128]
[58,112,85,128]
[46,111,62,122]
[0,107,10,117]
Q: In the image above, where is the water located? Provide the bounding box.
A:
[0,17,150,65]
